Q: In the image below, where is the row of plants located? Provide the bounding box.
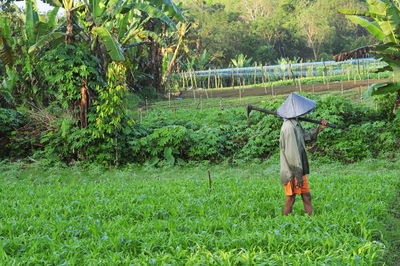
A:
[183,71,393,92]
[0,157,398,264]
[166,59,389,91]
[2,93,399,166]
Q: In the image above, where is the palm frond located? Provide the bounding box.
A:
[333,45,376,62]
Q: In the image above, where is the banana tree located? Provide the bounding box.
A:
[1,1,64,106]
[334,0,400,111]
[35,0,184,125]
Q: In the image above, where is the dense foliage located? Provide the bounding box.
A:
[0,0,399,166]
[335,0,400,110]
[2,93,399,165]
[174,0,374,69]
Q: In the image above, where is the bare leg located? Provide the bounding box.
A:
[283,195,296,216]
[301,193,313,216]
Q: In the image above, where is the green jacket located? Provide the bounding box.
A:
[279,119,318,185]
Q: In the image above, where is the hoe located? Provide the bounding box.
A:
[246,105,337,128]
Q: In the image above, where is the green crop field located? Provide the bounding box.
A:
[0,158,398,264]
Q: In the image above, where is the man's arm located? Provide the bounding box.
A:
[305,119,329,142]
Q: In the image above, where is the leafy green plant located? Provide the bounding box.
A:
[231,54,253,68]
[0,158,398,264]
[337,0,400,110]
[37,43,102,109]
[95,62,130,137]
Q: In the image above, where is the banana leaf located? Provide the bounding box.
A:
[365,81,400,96]
[121,2,177,30]
[377,4,400,43]
[338,8,382,19]
[367,0,389,16]
[28,32,65,54]
[86,0,105,24]
[41,0,63,7]
[347,16,385,41]
[373,65,392,73]
[47,7,60,29]
[158,0,185,22]
[25,0,39,45]
[92,26,125,61]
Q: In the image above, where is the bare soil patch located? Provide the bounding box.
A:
[178,79,390,99]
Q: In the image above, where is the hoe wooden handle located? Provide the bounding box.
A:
[247,105,337,129]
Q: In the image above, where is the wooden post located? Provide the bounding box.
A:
[267,71,274,96]
[207,68,211,89]
[341,79,344,94]
[189,69,194,88]
[254,63,257,85]
[347,63,350,81]
[181,71,185,89]
[299,60,303,92]
[214,69,218,89]
[168,90,171,108]
[299,79,302,92]
[231,70,235,88]
[145,98,148,115]
[262,66,267,94]
[193,70,198,89]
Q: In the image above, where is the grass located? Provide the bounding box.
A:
[0,158,399,264]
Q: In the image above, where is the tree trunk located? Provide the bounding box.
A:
[80,79,89,128]
[165,23,187,80]
[394,89,400,113]
[65,10,74,44]
[150,41,163,93]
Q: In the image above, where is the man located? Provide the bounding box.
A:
[277,93,328,216]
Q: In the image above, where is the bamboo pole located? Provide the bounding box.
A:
[189,69,194,88]
[231,70,235,88]
[267,71,274,96]
[207,68,211,89]
[168,89,171,108]
[341,64,344,94]
[181,71,185,89]
[262,66,267,95]
[214,69,218,89]
[254,63,257,85]
[193,69,198,89]
[299,60,303,92]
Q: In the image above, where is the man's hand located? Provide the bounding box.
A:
[295,176,304,188]
[317,119,328,133]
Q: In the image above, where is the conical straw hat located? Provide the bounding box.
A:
[277,93,316,118]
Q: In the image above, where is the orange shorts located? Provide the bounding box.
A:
[284,176,310,196]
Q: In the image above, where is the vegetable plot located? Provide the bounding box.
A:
[0,159,398,264]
